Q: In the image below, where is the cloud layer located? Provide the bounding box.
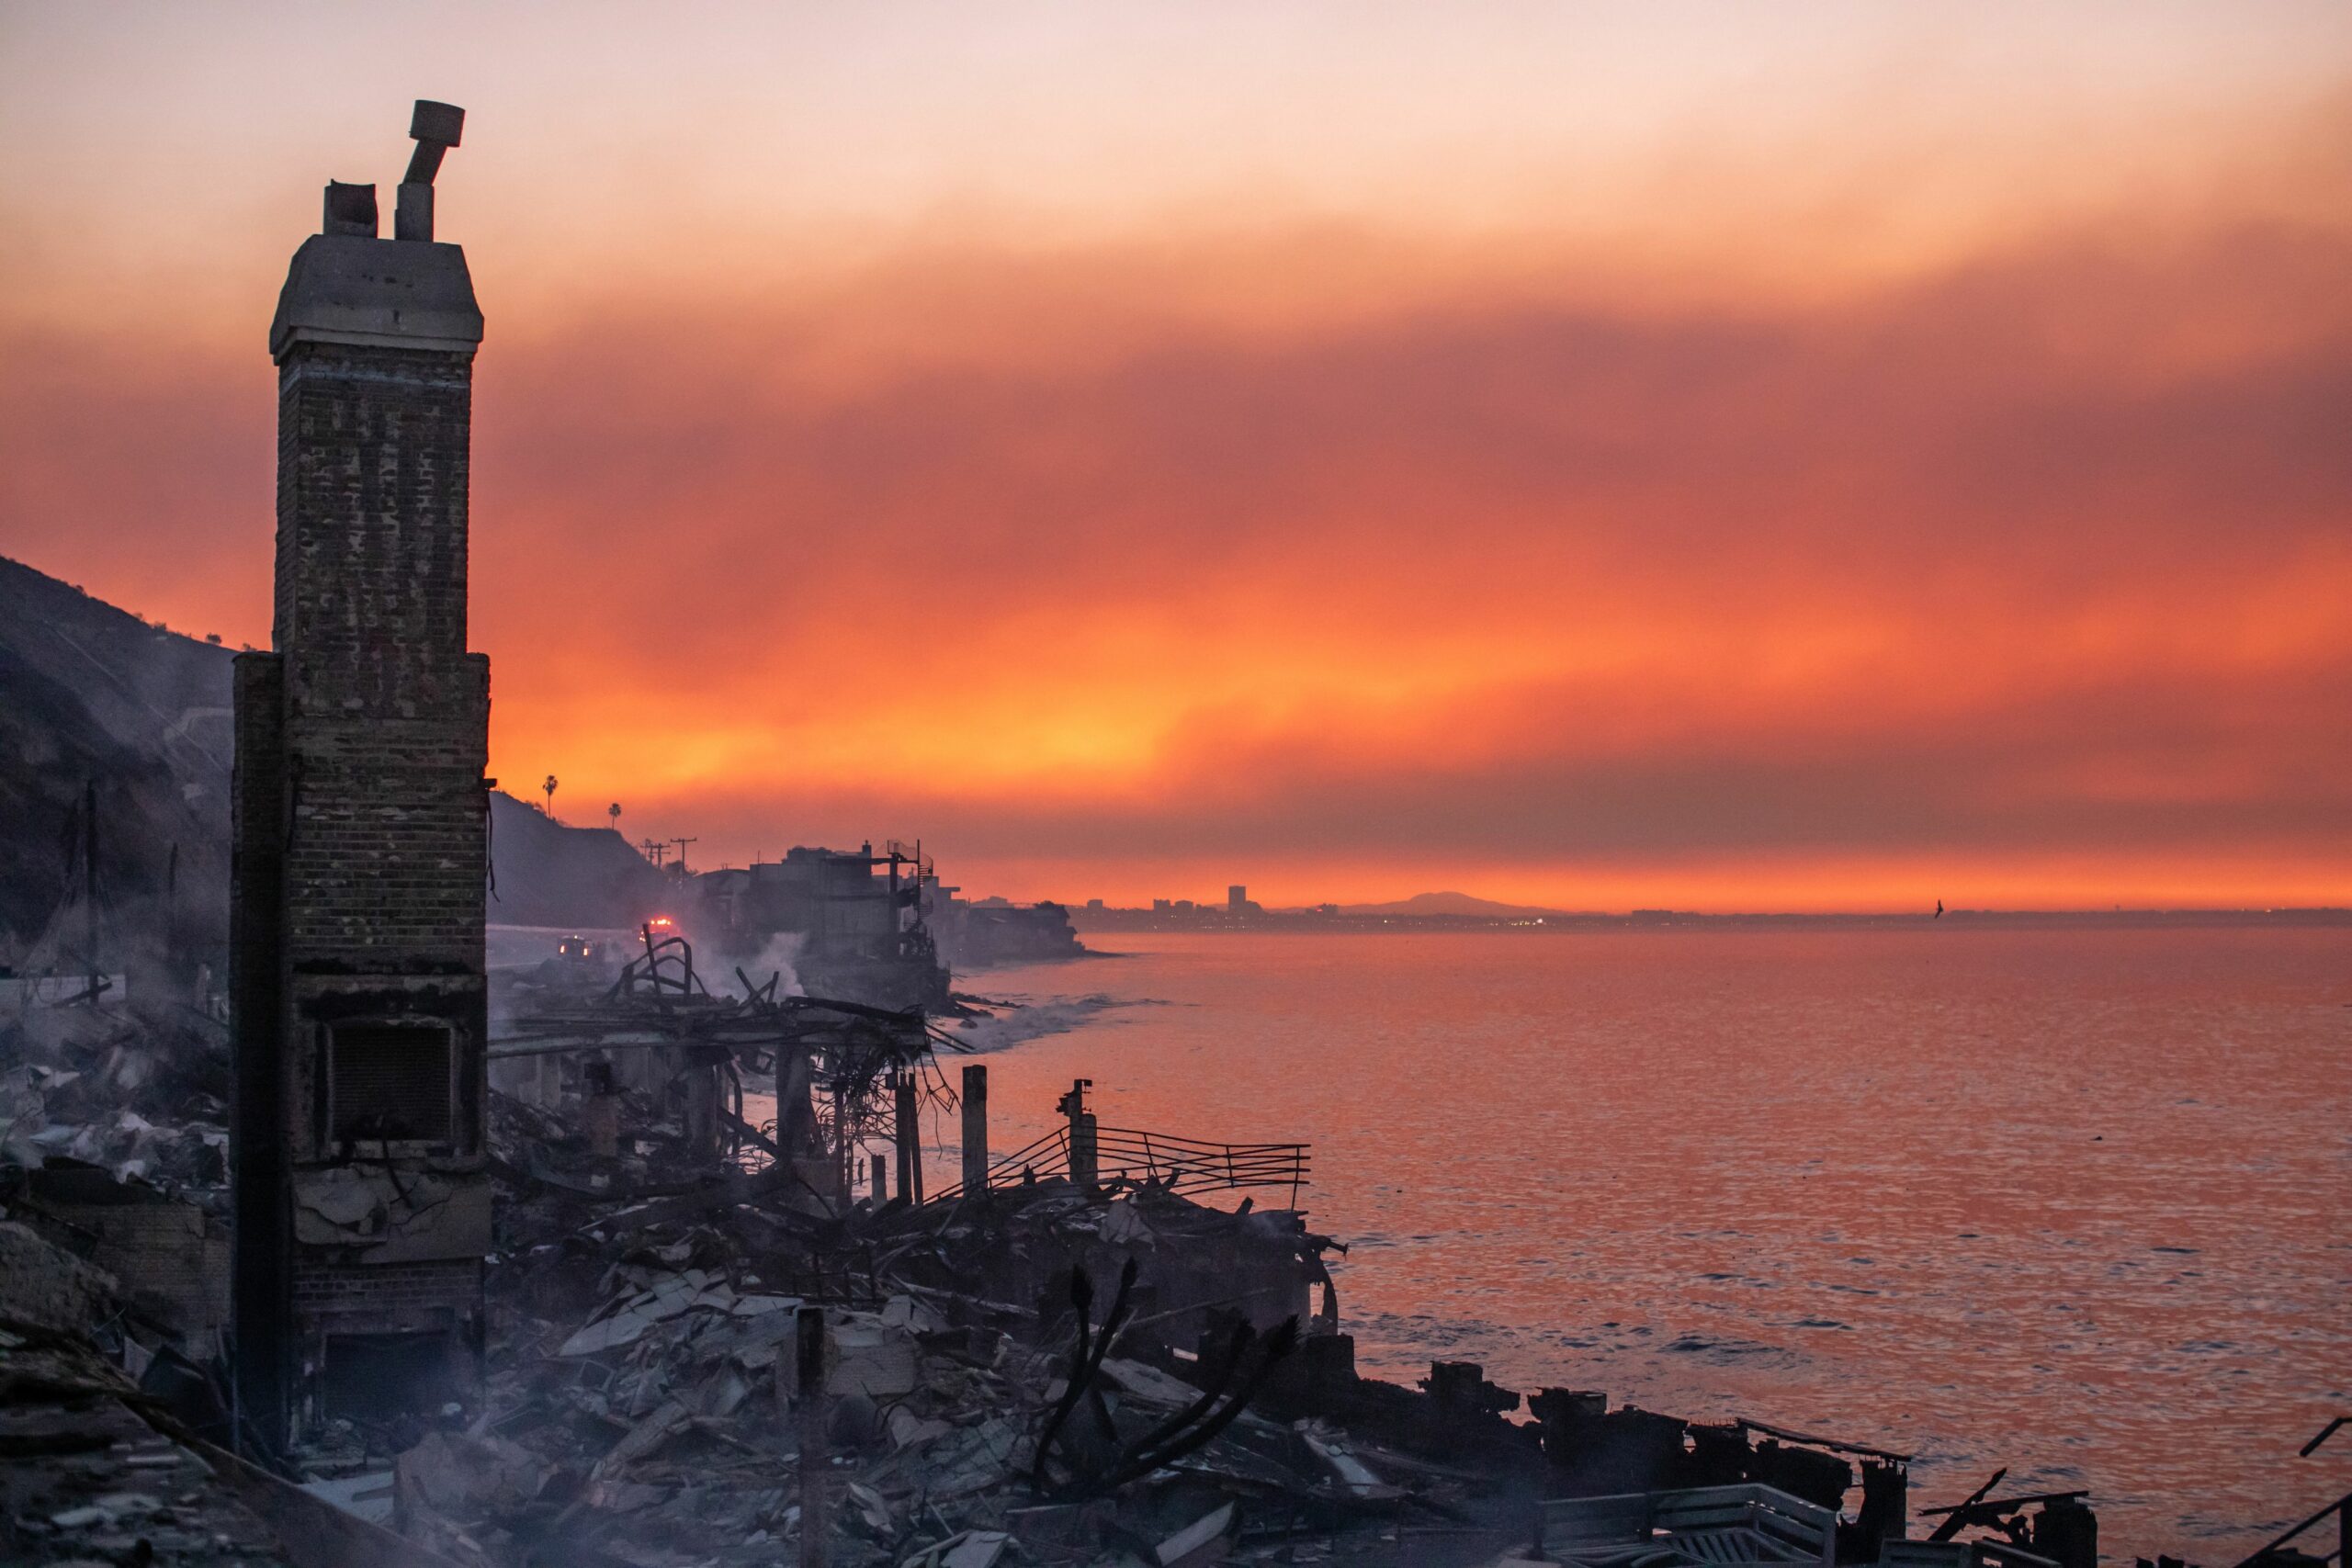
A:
[3,10,2346,907]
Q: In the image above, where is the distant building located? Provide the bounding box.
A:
[928,892,1084,967]
[700,842,946,1010]
[1228,885,1248,910]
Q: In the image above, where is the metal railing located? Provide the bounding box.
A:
[929,1122,1309,1207]
[2230,1488,2350,1568]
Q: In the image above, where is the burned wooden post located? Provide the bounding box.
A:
[582,1059,619,1158]
[796,1304,829,1568]
[1061,1077,1098,1191]
[870,1150,888,1205]
[961,1063,989,1193]
[894,1071,923,1205]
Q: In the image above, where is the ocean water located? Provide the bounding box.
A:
[928,925,2350,1558]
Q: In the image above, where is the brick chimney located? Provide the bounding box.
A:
[231,101,492,1450]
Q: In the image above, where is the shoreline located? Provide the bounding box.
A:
[1070,907,2352,938]
[940,933,2347,1562]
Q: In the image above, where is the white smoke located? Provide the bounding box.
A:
[722,931,805,999]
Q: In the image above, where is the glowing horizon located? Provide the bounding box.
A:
[4,3,2348,911]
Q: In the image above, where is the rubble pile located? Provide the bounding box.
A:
[0,1214,472,1568]
[0,1314,301,1568]
[1,999,231,1195]
[3,998,2199,1568]
[487,1066,766,1202]
[411,1131,1526,1567]
[1,998,237,1388]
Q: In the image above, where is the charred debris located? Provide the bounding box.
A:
[7,948,2229,1568]
[6,102,2348,1568]
[17,968,2348,1568]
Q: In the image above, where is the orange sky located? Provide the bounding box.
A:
[3,3,2348,909]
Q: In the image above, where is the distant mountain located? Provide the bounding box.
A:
[1336,890,1569,919]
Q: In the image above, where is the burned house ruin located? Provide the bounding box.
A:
[230,101,492,1449]
[701,841,949,1009]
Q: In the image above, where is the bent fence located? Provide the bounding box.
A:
[930,1122,1309,1208]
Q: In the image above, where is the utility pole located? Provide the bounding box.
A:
[640,839,667,869]
[671,837,697,875]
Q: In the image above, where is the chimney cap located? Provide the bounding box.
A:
[322,181,378,238]
[271,231,482,360]
[410,100,464,148]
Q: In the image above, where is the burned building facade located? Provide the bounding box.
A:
[231,103,492,1448]
[701,842,948,1010]
[927,890,1086,968]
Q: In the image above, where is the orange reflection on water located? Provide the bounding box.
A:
[939,924,2350,1558]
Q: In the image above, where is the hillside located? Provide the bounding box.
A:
[0,556,669,962]
[0,557,235,962]
[486,791,669,929]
